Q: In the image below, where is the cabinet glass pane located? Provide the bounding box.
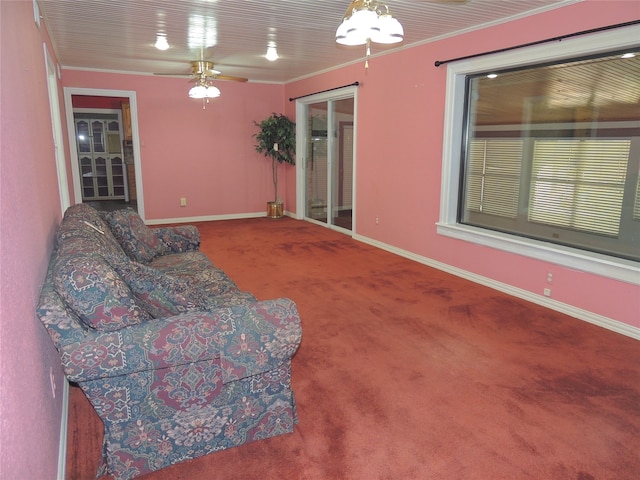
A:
[76,121,91,153]
[107,133,121,153]
[80,157,93,177]
[92,121,105,152]
[95,157,107,176]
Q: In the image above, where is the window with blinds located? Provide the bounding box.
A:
[529,139,630,237]
[465,139,523,218]
[458,49,640,261]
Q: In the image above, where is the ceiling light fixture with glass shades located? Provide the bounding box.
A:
[336,0,404,68]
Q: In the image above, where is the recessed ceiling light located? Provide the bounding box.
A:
[154,34,170,51]
[621,52,636,59]
[487,73,498,79]
[265,42,279,61]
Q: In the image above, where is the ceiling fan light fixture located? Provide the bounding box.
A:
[188,84,207,99]
[205,85,221,98]
[189,77,221,99]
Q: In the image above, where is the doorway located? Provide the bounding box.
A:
[297,88,356,233]
[63,88,145,218]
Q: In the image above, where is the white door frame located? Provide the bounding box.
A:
[295,86,358,231]
[62,88,145,219]
[44,44,70,214]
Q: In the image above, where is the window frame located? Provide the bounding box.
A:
[436,24,640,285]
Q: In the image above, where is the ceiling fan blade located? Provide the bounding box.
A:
[154,60,248,82]
[153,72,192,76]
[214,74,248,83]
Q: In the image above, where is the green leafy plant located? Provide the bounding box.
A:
[254,113,296,203]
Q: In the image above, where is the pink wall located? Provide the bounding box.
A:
[61,70,286,220]
[285,0,640,328]
[0,2,68,478]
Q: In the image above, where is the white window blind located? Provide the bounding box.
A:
[529,139,630,237]
[634,176,640,221]
[465,139,523,217]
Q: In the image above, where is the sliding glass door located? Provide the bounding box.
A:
[299,91,355,231]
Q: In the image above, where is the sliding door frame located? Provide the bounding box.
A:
[294,86,358,232]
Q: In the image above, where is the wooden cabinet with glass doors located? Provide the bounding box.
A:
[75,116,126,201]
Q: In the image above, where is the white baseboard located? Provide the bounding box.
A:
[145,211,267,225]
[354,233,640,341]
[57,378,70,480]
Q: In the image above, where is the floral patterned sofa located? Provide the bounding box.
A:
[37,204,302,479]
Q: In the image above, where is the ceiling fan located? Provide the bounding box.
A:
[155,60,247,104]
[155,60,248,83]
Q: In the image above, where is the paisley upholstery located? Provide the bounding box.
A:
[53,254,152,330]
[101,208,169,263]
[36,204,301,479]
[108,257,206,318]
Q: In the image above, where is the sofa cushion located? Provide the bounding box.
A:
[149,252,240,296]
[53,255,152,331]
[109,258,209,318]
[102,208,166,263]
[55,216,128,261]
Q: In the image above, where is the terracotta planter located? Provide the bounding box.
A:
[267,201,284,218]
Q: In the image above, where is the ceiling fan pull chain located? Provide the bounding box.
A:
[365,39,371,69]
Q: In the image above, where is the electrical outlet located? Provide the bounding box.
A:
[547,272,553,283]
[180,197,187,207]
[375,217,379,225]
[49,367,56,398]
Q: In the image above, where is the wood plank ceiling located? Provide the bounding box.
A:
[39,0,580,83]
[38,0,638,125]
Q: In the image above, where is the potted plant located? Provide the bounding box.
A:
[254,113,296,218]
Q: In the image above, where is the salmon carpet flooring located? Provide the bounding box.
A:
[66,217,640,480]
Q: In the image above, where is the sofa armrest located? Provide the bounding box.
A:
[60,298,301,383]
[212,298,302,382]
[154,225,200,253]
